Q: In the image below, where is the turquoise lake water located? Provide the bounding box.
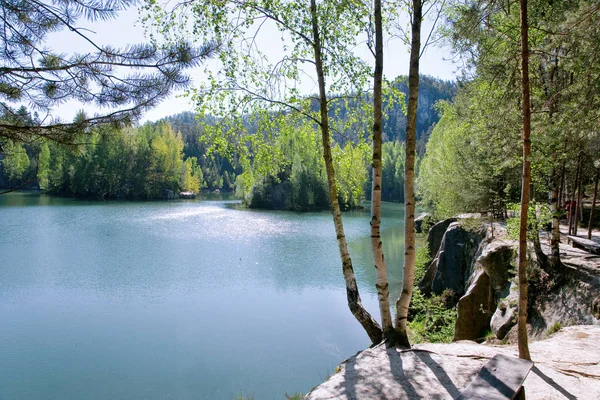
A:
[0,192,406,399]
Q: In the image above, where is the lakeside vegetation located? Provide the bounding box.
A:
[1,76,455,206]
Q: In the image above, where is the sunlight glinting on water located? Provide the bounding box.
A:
[0,194,406,400]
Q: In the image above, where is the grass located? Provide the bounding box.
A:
[483,329,497,342]
[547,321,563,336]
[284,394,305,400]
[408,287,457,344]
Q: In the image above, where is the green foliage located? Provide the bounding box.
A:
[1,1,215,144]
[418,93,521,219]
[380,141,405,202]
[413,245,431,283]
[483,330,496,342]
[36,122,202,199]
[228,116,368,211]
[408,288,457,344]
[37,142,50,190]
[437,0,600,224]
[284,394,305,400]
[547,321,563,336]
[1,140,30,183]
[506,202,552,240]
[460,218,485,234]
[332,141,370,209]
[407,246,457,344]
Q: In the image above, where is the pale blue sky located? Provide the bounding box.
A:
[48,4,460,124]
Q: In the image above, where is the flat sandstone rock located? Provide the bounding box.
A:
[305,325,600,400]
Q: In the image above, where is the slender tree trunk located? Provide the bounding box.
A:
[394,0,421,348]
[589,168,599,240]
[575,162,583,234]
[310,0,382,345]
[517,0,532,361]
[531,211,549,269]
[568,154,581,236]
[370,0,394,340]
[549,181,563,265]
[550,154,564,261]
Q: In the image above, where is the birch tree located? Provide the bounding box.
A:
[394,0,422,347]
[144,0,384,343]
[370,0,394,341]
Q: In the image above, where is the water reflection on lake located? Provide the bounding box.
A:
[0,192,408,399]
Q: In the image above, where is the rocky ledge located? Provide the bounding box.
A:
[305,325,600,400]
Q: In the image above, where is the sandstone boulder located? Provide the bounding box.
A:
[477,241,515,290]
[306,326,600,400]
[430,222,485,296]
[454,269,495,341]
[414,213,431,234]
[427,218,456,258]
[490,281,518,340]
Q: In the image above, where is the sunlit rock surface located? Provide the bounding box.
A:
[305,325,600,400]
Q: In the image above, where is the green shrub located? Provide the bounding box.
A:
[408,288,457,343]
[547,321,563,336]
[414,245,432,284]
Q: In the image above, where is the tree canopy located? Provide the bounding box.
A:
[0,0,217,144]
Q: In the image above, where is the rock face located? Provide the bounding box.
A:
[427,218,456,258]
[414,213,430,234]
[454,269,495,341]
[477,242,514,290]
[419,220,519,341]
[305,345,481,400]
[452,237,517,341]
[490,282,519,340]
[421,219,599,343]
[528,267,600,338]
[306,326,600,400]
[420,222,485,297]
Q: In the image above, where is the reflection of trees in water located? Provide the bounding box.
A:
[349,222,406,301]
[243,202,408,297]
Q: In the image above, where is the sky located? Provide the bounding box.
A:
[48,3,461,124]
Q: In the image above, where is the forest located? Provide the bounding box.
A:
[0,76,455,205]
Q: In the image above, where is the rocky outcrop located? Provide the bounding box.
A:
[427,218,456,258]
[306,326,600,400]
[528,266,600,338]
[454,270,495,341]
[420,222,485,297]
[414,213,430,234]
[490,281,519,340]
[419,219,518,341]
[421,218,599,343]
[452,236,518,341]
[477,242,514,290]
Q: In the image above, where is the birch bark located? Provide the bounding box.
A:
[310,0,383,345]
[370,0,394,340]
[394,0,421,348]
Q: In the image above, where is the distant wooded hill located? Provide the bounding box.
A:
[0,75,455,202]
[165,75,455,150]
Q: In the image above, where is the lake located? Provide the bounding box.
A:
[0,192,406,399]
